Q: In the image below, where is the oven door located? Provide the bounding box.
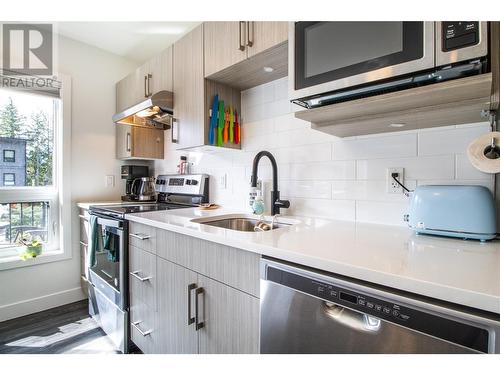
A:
[88,215,128,310]
[290,21,435,101]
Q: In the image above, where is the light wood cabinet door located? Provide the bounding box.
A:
[173,24,205,149]
[116,73,139,112]
[116,124,132,159]
[247,21,288,58]
[148,46,173,94]
[204,21,247,77]
[131,126,164,159]
[197,275,260,354]
[156,258,198,354]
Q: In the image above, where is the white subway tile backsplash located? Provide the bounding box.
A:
[333,133,417,160]
[281,180,332,199]
[274,113,310,132]
[356,201,409,226]
[154,77,493,227]
[356,155,455,180]
[275,143,332,164]
[418,122,490,156]
[281,161,356,181]
[332,180,416,202]
[455,154,492,180]
[286,198,356,221]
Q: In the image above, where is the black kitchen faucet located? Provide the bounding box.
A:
[250,151,290,216]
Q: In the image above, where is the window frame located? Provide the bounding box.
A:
[3,173,15,186]
[0,74,72,270]
[3,149,15,163]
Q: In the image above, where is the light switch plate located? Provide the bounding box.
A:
[105,175,115,188]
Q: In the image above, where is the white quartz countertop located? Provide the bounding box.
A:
[77,202,124,210]
[125,207,500,314]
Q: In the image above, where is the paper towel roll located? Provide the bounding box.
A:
[467,131,500,173]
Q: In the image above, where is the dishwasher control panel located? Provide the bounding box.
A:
[312,280,412,323]
[265,264,489,353]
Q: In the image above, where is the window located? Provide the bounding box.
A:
[3,173,15,186]
[3,150,15,162]
[0,78,70,267]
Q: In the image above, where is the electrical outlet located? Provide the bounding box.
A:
[387,167,404,194]
[105,175,115,188]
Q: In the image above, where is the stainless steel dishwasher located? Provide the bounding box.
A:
[260,258,500,354]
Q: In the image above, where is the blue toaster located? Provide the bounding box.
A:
[407,185,497,241]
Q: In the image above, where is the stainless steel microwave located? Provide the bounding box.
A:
[290,22,489,108]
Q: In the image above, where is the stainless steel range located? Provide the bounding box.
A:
[87,174,209,353]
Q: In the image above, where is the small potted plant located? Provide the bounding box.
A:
[16,233,43,260]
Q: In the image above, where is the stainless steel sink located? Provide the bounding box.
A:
[191,215,298,232]
[201,217,289,232]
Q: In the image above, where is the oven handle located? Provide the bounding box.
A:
[95,216,123,229]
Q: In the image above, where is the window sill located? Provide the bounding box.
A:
[0,249,71,271]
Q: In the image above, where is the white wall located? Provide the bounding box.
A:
[155,77,494,226]
[0,35,138,321]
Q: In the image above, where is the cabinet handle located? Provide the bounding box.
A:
[129,233,151,240]
[246,21,254,47]
[147,73,152,96]
[132,320,152,336]
[126,132,131,152]
[130,270,153,282]
[187,283,196,326]
[195,287,205,331]
[144,75,148,98]
[171,118,178,144]
[238,21,246,51]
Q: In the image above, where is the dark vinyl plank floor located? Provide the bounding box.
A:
[0,300,119,354]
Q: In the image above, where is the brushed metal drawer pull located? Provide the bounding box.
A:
[130,233,151,240]
[132,321,152,336]
[130,270,153,282]
[195,287,205,331]
[187,283,196,326]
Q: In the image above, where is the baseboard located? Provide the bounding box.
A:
[0,287,86,322]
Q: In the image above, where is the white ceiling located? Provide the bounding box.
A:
[55,22,200,63]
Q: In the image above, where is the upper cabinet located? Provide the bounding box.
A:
[203,21,289,90]
[246,21,288,57]
[173,24,242,151]
[115,46,172,160]
[204,22,248,77]
[116,46,173,112]
[173,24,206,150]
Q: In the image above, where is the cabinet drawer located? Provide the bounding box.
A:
[156,229,260,297]
[129,222,156,254]
[130,299,157,354]
[129,245,156,309]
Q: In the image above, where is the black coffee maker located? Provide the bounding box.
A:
[121,165,150,201]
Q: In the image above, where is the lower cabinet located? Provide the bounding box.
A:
[129,227,261,354]
[156,258,198,354]
[197,274,259,354]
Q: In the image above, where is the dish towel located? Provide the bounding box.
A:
[103,231,119,262]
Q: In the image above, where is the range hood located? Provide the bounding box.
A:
[112,90,173,129]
